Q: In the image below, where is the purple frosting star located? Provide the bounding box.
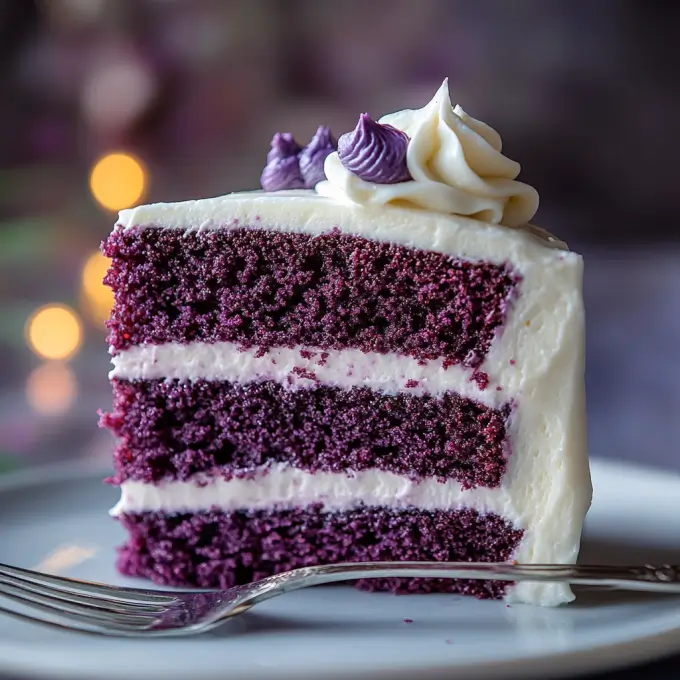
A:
[299,126,337,188]
[260,133,305,192]
[338,113,412,184]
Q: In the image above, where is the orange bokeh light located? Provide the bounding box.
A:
[26,362,78,416]
[26,304,83,361]
[89,152,147,211]
[81,251,114,326]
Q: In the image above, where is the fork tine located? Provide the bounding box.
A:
[0,600,162,637]
[0,601,102,635]
[0,581,160,627]
[0,563,176,604]
[0,573,169,615]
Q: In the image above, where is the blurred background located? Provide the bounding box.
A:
[0,0,678,476]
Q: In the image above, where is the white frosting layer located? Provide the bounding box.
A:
[114,190,590,607]
[111,342,502,405]
[111,465,511,516]
[118,190,564,258]
[316,80,539,227]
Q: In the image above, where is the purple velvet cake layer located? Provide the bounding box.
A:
[103,378,512,489]
[103,226,519,368]
[118,505,523,599]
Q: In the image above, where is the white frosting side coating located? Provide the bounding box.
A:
[111,342,502,405]
[316,80,539,227]
[114,190,590,607]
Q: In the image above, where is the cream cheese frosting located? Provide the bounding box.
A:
[111,464,508,516]
[110,342,499,404]
[316,79,539,227]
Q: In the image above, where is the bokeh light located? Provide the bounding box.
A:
[26,304,83,360]
[89,152,147,211]
[82,55,156,133]
[81,251,114,326]
[26,362,78,416]
[33,543,98,574]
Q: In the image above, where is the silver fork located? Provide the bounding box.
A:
[2,560,680,637]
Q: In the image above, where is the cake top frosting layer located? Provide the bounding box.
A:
[117,189,570,264]
[316,80,539,227]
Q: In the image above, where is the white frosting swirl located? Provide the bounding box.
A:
[316,80,539,227]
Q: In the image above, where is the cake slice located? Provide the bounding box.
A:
[102,81,591,606]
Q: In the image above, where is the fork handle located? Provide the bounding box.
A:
[264,562,680,594]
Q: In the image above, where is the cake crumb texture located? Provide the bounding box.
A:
[104,378,511,489]
[103,226,519,368]
[118,505,523,599]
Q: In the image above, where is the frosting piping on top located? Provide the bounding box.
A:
[316,79,539,227]
[299,126,337,189]
[260,133,305,192]
[262,127,338,192]
[337,114,411,184]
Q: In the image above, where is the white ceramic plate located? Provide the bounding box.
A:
[0,458,680,680]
